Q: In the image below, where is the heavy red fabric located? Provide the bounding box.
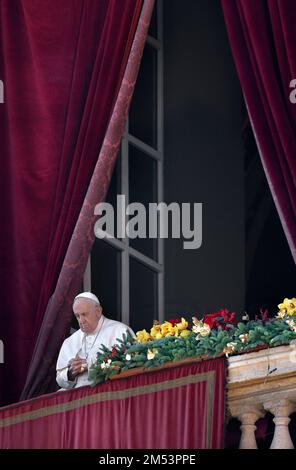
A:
[0,0,142,406]
[20,0,155,401]
[221,0,296,263]
[0,359,226,449]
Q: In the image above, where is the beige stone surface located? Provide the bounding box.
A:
[226,344,296,449]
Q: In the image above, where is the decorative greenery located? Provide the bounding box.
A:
[89,297,296,385]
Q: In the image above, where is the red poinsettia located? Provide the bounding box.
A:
[203,308,236,330]
[104,347,119,362]
[255,308,269,322]
[167,318,182,326]
[111,347,117,358]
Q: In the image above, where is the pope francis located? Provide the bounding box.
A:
[56,292,134,389]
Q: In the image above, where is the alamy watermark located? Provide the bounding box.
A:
[0,340,4,364]
[0,80,4,103]
[94,195,202,250]
[289,79,296,104]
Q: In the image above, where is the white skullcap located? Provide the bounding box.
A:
[74,292,100,306]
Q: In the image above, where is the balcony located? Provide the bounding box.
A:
[227,342,296,448]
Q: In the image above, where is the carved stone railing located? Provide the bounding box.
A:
[227,342,296,449]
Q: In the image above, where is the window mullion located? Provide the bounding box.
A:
[121,123,130,325]
[157,0,164,323]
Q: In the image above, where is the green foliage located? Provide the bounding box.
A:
[89,317,296,386]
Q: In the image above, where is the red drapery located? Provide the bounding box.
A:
[221,0,296,263]
[0,0,143,406]
[20,1,155,402]
[0,359,226,449]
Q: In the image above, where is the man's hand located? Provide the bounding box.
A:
[67,354,88,381]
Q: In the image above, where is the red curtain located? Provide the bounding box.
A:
[0,359,226,449]
[20,1,155,402]
[0,0,142,406]
[221,0,296,263]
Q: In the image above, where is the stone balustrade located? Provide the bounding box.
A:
[227,342,296,449]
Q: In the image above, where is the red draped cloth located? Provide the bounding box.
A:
[20,0,155,402]
[221,0,296,263]
[0,359,226,449]
[0,0,143,406]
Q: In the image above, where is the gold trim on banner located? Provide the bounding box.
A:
[0,370,216,440]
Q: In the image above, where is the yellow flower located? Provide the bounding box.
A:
[150,323,164,340]
[136,329,151,343]
[180,329,191,338]
[161,322,173,336]
[277,310,286,319]
[161,323,178,337]
[168,325,179,337]
[155,332,163,339]
[146,318,192,340]
[147,348,158,360]
[277,297,296,317]
[150,324,162,339]
[176,317,189,331]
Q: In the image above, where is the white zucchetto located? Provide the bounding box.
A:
[74,292,100,306]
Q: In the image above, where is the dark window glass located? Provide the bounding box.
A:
[129,144,158,260]
[91,239,121,321]
[130,258,158,332]
[129,44,157,148]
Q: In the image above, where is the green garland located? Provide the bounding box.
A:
[89,318,296,386]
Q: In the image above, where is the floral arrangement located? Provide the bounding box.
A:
[135,317,191,342]
[89,297,296,385]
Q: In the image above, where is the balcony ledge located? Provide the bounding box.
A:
[227,342,296,449]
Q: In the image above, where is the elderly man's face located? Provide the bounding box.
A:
[73,298,102,334]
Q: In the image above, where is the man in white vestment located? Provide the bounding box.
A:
[56,292,134,389]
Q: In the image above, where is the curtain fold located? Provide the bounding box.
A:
[1,359,226,449]
[33,0,142,337]
[0,0,144,406]
[221,0,296,263]
[20,0,155,401]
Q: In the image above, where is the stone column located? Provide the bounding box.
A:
[229,404,264,449]
[264,399,295,449]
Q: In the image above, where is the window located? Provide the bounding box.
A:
[85,1,164,331]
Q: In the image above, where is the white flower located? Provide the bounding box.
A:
[125,354,132,361]
[147,348,158,360]
[286,319,296,332]
[101,359,112,369]
[239,334,249,343]
[192,319,211,337]
[223,342,237,357]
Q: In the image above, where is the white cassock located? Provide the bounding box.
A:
[56,315,134,389]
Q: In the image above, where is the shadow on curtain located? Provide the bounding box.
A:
[221,0,296,263]
[0,0,150,405]
[20,0,155,402]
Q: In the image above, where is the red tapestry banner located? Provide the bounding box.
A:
[0,358,226,449]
